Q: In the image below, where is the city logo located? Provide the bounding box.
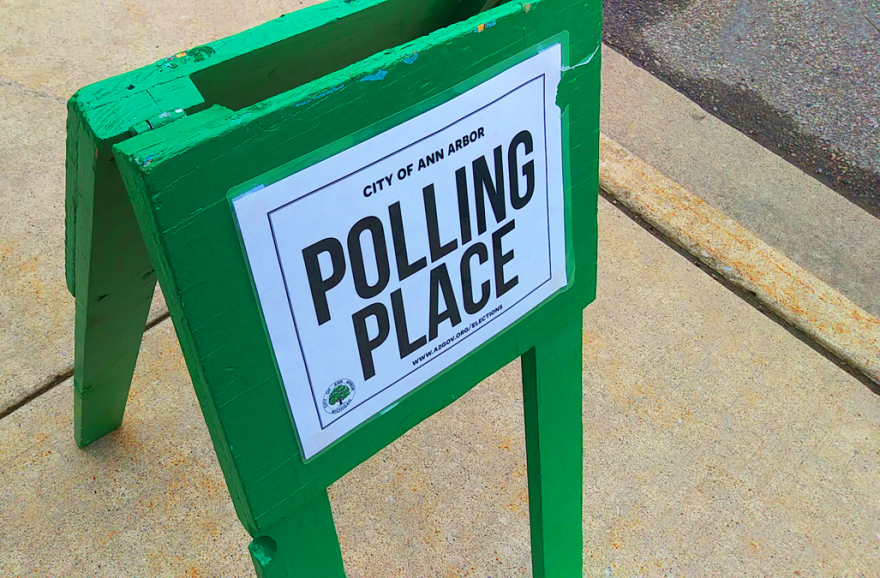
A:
[322,378,355,414]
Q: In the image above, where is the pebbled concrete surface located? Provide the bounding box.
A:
[0,0,322,414]
[0,323,253,577]
[0,82,168,415]
[583,199,880,575]
[0,0,317,102]
[0,86,72,407]
[604,0,880,219]
[2,198,878,576]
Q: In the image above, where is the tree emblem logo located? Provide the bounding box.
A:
[322,378,356,415]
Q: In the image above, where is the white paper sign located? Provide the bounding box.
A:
[232,45,566,458]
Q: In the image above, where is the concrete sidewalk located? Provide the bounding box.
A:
[4,1,877,411]
[1,1,879,576]
[0,0,295,414]
[3,197,879,576]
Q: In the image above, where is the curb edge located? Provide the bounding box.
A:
[598,134,880,388]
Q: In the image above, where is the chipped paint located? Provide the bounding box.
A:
[159,45,214,70]
[188,45,216,63]
[474,20,496,33]
[359,70,388,82]
[562,43,600,71]
[295,83,346,107]
[403,52,419,64]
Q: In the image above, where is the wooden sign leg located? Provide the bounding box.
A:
[249,490,347,577]
[522,315,584,577]
[73,159,157,448]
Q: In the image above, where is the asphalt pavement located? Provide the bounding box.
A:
[604,0,880,219]
[601,44,880,318]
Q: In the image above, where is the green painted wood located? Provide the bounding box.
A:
[65,0,503,295]
[190,0,484,112]
[62,0,565,294]
[65,58,208,447]
[66,112,159,447]
[522,314,584,577]
[71,194,155,448]
[249,491,346,578]
[114,0,599,532]
[67,0,600,573]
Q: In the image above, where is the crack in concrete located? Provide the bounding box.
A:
[0,77,67,106]
[0,311,171,421]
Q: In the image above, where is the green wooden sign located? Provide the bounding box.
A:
[65,0,600,575]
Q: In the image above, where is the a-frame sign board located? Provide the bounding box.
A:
[65,0,600,575]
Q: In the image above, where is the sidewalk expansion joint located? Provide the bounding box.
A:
[599,134,880,394]
[0,311,171,421]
